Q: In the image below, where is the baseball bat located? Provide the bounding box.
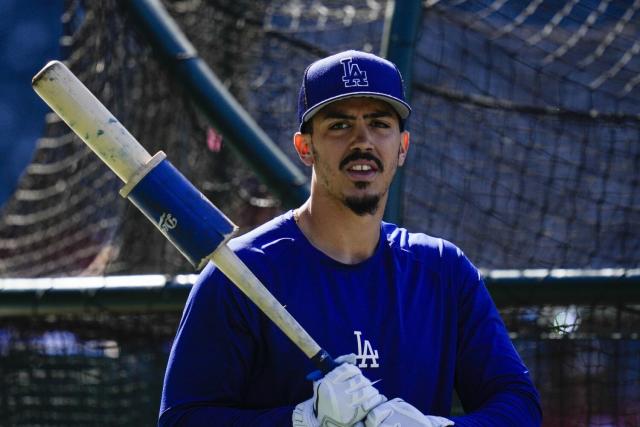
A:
[32,60,337,374]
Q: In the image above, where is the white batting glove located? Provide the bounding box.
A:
[292,354,387,427]
[360,398,454,427]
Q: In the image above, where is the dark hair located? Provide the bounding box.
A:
[300,120,313,135]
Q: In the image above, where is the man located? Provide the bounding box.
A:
[158,50,542,426]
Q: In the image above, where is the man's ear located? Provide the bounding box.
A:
[398,131,410,166]
[294,132,314,166]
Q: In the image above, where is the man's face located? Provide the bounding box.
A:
[298,97,409,216]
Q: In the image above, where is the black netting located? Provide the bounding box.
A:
[407,1,640,269]
[0,302,638,426]
[504,304,640,426]
[0,0,639,425]
[1,1,637,276]
[0,312,181,425]
[0,0,389,276]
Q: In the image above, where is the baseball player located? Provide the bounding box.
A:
[158,50,542,426]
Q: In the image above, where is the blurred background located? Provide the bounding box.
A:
[0,1,63,210]
[0,0,639,425]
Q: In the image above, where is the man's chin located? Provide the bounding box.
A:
[343,194,380,216]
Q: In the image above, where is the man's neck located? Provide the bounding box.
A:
[293,196,384,265]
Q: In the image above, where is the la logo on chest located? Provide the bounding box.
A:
[354,330,379,368]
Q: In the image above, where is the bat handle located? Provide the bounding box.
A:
[312,348,340,374]
[307,349,340,380]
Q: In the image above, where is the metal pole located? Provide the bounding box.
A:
[127,0,309,208]
[381,0,423,224]
[2,269,639,316]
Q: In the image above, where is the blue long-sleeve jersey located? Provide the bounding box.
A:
[159,211,541,426]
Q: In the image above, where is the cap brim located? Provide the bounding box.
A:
[301,92,411,124]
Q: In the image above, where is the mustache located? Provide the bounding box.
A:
[339,151,383,172]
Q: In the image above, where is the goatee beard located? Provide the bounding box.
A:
[344,194,380,216]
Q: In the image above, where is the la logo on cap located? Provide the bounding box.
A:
[340,58,368,88]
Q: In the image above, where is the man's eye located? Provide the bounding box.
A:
[329,122,350,130]
[371,120,390,128]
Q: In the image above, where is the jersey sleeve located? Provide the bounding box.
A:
[157,261,294,427]
[445,245,542,426]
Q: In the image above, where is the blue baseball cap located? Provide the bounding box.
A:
[297,50,411,131]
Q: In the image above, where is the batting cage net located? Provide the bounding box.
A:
[0,0,638,425]
[0,311,180,425]
[407,0,640,270]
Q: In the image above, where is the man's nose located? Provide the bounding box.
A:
[349,119,373,150]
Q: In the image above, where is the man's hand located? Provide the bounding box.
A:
[358,398,454,427]
[292,354,386,427]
